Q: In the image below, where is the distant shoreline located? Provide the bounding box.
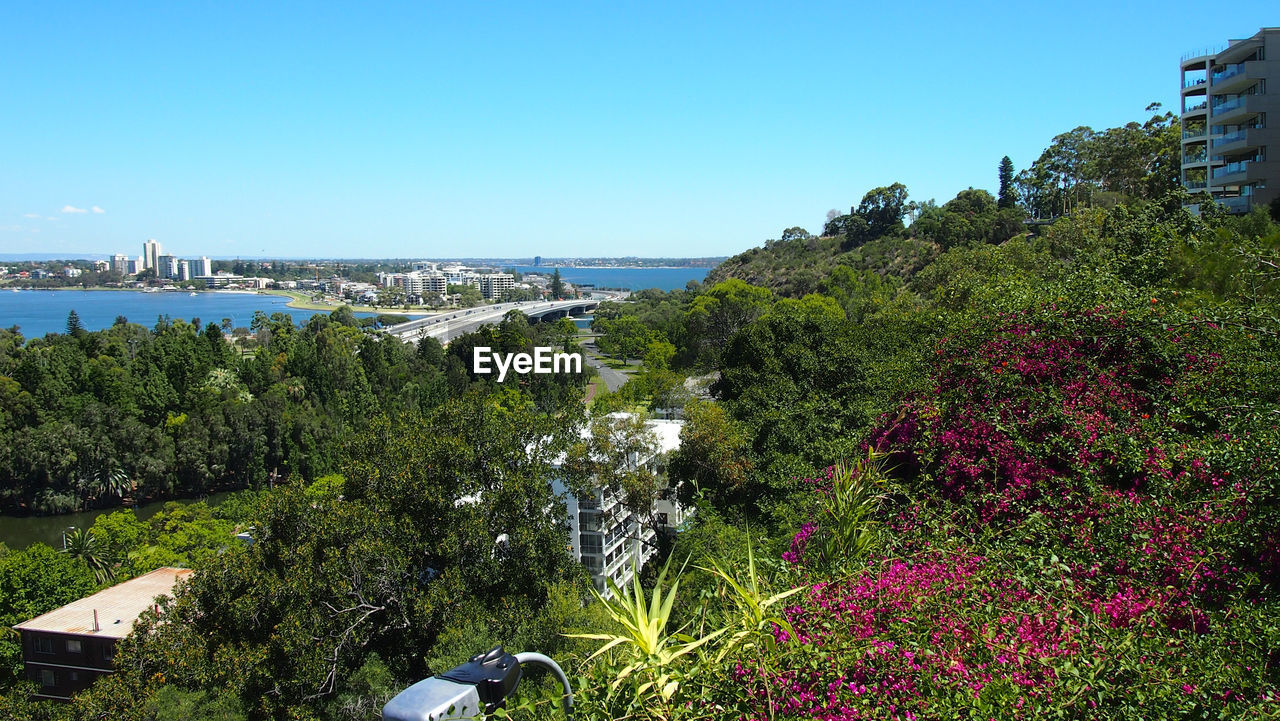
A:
[262,289,438,316]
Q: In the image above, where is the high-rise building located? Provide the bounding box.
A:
[480,273,515,300]
[1180,28,1280,214]
[552,415,688,599]
[111,253,130,275]
[156,254,178,280]
[143,239,161,270]
[177,260,191,281]
[195,257,213,277]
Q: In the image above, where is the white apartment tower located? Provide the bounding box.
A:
[143,239,161,271]
[552,415,689,599]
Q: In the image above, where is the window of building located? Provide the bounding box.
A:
[34,637,53,654]
[102,644,114,661]
[70,671,79,682]
[66,639,82,654]
[39,669,55,687]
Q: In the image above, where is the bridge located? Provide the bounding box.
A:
[382,298,603,345]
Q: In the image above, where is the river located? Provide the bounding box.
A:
[0,493,232,550]
[0,289,378,339]
[505,266,709,291]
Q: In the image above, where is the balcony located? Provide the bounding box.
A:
[1211,127,1262,155]
[1210,95,1262,124]
[1181,149,1208,165]
[1182,76,1207,90]
[1209,61,1266,95]
[1211,159,1254,184]
[1182,100,1208,116]
[1183,179,1208,190]
[1216,196,1251,214]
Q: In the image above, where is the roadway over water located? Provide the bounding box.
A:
[382,297,611,345]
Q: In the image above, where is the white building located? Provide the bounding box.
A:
[552,415,688,598]
[480,273,514,300]
[156,254,178,279]
[194,257,213,277]
[379,270,448,299]
[143,239,161,271]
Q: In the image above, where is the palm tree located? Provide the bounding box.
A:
[62,527,114,584]
[95,467,132,500]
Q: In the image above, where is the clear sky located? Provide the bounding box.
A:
[0,3,1273,259]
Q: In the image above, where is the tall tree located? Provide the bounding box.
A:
[550,268,565,300]
[854,183,910,239]
[997,156,1016,209]
[66,309,85,337]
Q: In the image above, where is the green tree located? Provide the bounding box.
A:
[853,183,910,239]
[669,400,755,513]
[0,544,96,682]
[683,279,773,367]
[597,317,656,364]
[564,413,667,545]
[550,268,565,300]
[998,156,1016,209]
[65,310,86,337]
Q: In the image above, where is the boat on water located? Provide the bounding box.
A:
[190,292,198,296]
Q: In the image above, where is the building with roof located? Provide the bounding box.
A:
[552,414,689,599]
[12,567,193,700]
[1180,27,1280,214]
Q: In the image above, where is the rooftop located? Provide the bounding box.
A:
[12,567,193,639]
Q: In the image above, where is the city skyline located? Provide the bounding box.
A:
[1,3,1276,257]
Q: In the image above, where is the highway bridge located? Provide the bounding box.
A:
[382,298,604,345]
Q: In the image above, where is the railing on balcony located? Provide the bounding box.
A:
[1183,150,1208,164]
[1212,64,1245,83]
[1182,126,1206,139]
[1184,100,1208,113]
[1183,77,1207,89]
[1217,196,1250,212]
[1212,96,1246,114]
[1184,180,1208,189]
[1212,160,1251,179]
[1214,130,1247,147]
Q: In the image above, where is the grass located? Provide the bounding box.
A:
[261,290,439,315]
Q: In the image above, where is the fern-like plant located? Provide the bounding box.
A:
[698,536,804,659]
[812,449,887,568]
[565,555,724,703]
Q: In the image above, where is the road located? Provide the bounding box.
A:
[384,298,602,345]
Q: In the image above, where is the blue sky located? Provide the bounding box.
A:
[0,3,1272,259]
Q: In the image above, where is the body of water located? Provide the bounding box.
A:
[0,493,231,550]
[506,266,709,291]
[0,290,376,339]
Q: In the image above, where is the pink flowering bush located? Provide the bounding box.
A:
[563,292,1280,720]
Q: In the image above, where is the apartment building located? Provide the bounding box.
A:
[142,239,161,271]
[552,415,688,599]
[479,273,514,300]
[1180,27,1279,213]
[13,568,193,700]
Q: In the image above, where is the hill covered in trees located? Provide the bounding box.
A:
[707,107,1184,298]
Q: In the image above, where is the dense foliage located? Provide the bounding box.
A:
[0,307,585,514]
